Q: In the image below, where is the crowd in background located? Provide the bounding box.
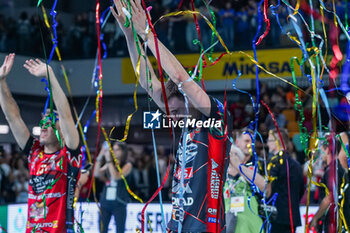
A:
[0,0,348,58]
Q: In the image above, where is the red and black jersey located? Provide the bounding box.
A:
[167,97,231,232]
[23,137,82,233]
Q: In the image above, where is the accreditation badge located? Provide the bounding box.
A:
[230,196,244,213]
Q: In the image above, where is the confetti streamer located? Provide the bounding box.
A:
[255,0,271,46]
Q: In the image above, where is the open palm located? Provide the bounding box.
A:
[23,59,50,78]
[111,0,132,35]
[0,53,15,80]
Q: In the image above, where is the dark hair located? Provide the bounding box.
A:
[321,133,341,154]
[236,127,254,139]
[113,142,128,167]
[160,79,184,103]
[270,128,289,148]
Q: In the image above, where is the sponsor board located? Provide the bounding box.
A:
[121,48,303,83]
[4,203,317,232]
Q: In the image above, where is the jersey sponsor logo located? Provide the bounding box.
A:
[29,202,49,221]
[28,192,64,200]
[27,220,58,229]
[172,197,194,206]
[172,182,192,194]
[174,167,193,180]
[207,217,218,223]
[177,141,198,163]
[208,208,217,215]
[36,164,48,176]
[210,159,220,199]
[29,175,56,194]
[172,206,184,222]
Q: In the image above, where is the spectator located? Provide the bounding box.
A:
[218,2,235,50]
[199,1,218,49]
[264,104,287,130]
[230,128,305,233]
[129,148,155,201]
[0,15,7,52]
[271,85,286,107]
[310,135,350,232]
[235,6,250,48]
[81,12,92,58]
[266,129,304,233]
[303,151,324,204]
[95,142,133,233]
[30,15,43,56]
[17,12,31,54]
[230,98,248,129]
[224,144,263,233]
[6,17,17,52]
[13,171,29,203]
[185,5,200,52]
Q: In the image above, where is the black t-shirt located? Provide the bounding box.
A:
[344,170,350,227]
[99,172,132,206]
[167,96,231,232]
[268,151,304,227]
[319,160,348,232]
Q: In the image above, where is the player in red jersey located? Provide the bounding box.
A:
[0,53,81,233]
[111,1,231,232]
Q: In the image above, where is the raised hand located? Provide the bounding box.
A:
[0,53,15,80]
[111,0,132,35]
[130,0,150,39]
[23,59,51,78]
[111,0,150,39]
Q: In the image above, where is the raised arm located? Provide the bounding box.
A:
[230,146,270,195]
[0,54,30,149]
[111,0,164,110]
[129,0,211,116]
[23,59,79,150]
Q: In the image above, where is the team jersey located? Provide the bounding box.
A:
[23,136,82,233]
[167,97,231,232]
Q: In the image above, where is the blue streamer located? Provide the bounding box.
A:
[81,110,96,168]
[143,35,167,232]
[341,33,350,95]
[100,7,111,59]
[47,0,58,64]
[41,78,51,115]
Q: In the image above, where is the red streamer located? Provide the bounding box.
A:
[255,0,271,46]
[88,1,104,198]
[215,85,228,233]
[140,0,172,135]
[300,2,342,80]
[141,161,171,233]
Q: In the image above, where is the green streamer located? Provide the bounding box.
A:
[291,57,309,156]
[346,0,349,31]
[37,0,43,7]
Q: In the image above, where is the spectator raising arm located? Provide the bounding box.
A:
[0,53,30,149]
[23,59,79,150]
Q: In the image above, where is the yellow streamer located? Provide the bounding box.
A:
[293,0,300,15]
[287,32,301,46]
[110,57,141,142]
[102,127,143,203]
[155,10,230,54]
[239,51,306,93]
[332,0,338,28]
[338,176,350,232]
[319,6,328,81]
